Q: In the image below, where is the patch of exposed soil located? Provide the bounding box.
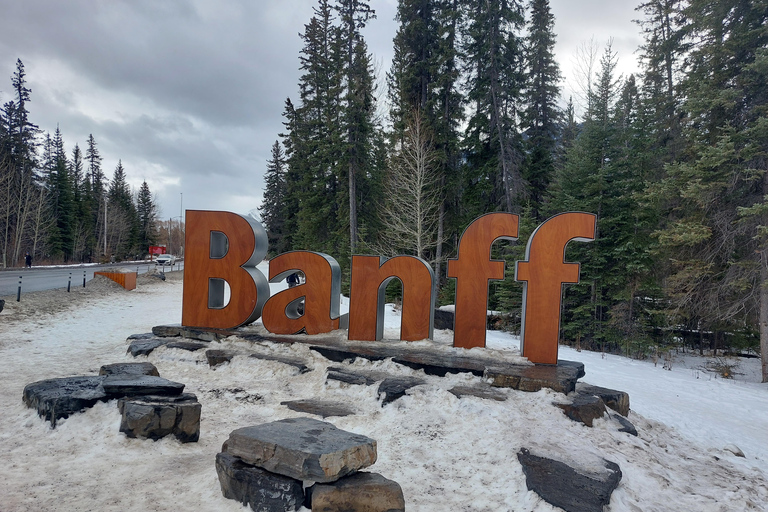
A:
[0,269,183,325]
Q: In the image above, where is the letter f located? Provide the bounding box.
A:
[516,212,596,365]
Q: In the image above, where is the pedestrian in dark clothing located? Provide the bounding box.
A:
[287,272,300,288]
[25,252,32,268]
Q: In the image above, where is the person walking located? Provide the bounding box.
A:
[25,252,32,268]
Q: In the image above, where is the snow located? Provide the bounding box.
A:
[1,266,768,511]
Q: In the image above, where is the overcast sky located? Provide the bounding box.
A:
[0,0,643,221]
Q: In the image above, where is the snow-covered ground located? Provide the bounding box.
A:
[1,265,767,511]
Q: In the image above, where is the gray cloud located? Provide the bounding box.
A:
[0,0,639,219]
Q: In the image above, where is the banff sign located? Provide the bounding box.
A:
[181,211,596,365]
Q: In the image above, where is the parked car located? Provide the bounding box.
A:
[155,254,177,266]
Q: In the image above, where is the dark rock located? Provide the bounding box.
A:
[164,340,209,352]
[311,346,387,364]
[326,367,391,386]
[127,332,156,341]
[102,375,184,398]
[449,384,507,401]
[127,338,169,357]
[99,362,160,377]
[577,384,630,417]
[216,451,304,512]
[554,394,607,427]
[0,298,5,313]
[207,349,240,367]
[609,412,638,436]
[280,399,356,418]
[152,324,183,337]
[118,393,201,442]
[307,472,405,512]
[377,376,426,405]
[152,323,227,342]
[249,352,310,373]
[518,448,622,512]
[224,417,377,483]
[485,360,583,394]
[22,376,107,427]
[433,308,454,330]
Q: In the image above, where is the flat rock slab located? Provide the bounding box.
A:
[99,362,160,377]
[164,340,209,352]
[206,348,310,373]
[127,332,156,341]
[224,417,377,483]
[216,451,304,512]
[23,376,107,427]
[280,399,356,418]
[127,338,169,357]
[485,360,585,394]
[518,448,622,512]
[249,353,310,373]
[378,376,426,405]
[449,384,508,402]
[102,375,184,398]
[118,393,201,442]
[326,367,393,386]
[152,324,226,342]
[307,472,405,512]
[554,394,607,427]
[577,383,630,417]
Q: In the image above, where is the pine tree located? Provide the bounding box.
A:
[47,127,75,260]
[461,0,526,217]
[521,0,561,220]
[136,181,157,254]
[107,160,139,258]
[85,134,105,258]
[260,140,289,255]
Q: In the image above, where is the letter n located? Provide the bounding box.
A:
[181,210,270,329]
[515,212,596,364]
[348,255,435,341]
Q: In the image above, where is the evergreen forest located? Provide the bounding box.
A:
[0,59,163,266]
[259,0,768,381]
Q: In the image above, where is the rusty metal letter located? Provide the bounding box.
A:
[447,213,519,349]
[262,251,341,335]
[348,255,435,341]
[516,212,597,365]
[182,210,270,329]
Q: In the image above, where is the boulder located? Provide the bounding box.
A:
[485,360,584,394]
[22,376,107,427]
[207,349,239,367]
[99,362,160,377]
[152,324,183,337]
[554,394,607,427]
[307,472,405,512]
[576,384,630,417]
[216,451,304,512]
[377,376,425,405]
[118,393,201,442]
[224,417,377,483]
[127,338,169,357]
[280,399,356,418]
[433,308,454,330]
[608,412,638,436]
[0,298,5,313]
[518,448,622,512]
[102,375,184,398]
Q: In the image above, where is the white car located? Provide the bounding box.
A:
[155,254,177,266]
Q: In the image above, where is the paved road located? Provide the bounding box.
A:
[0,261,183,297]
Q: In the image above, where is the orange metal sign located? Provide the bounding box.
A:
[181,210,596,365]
